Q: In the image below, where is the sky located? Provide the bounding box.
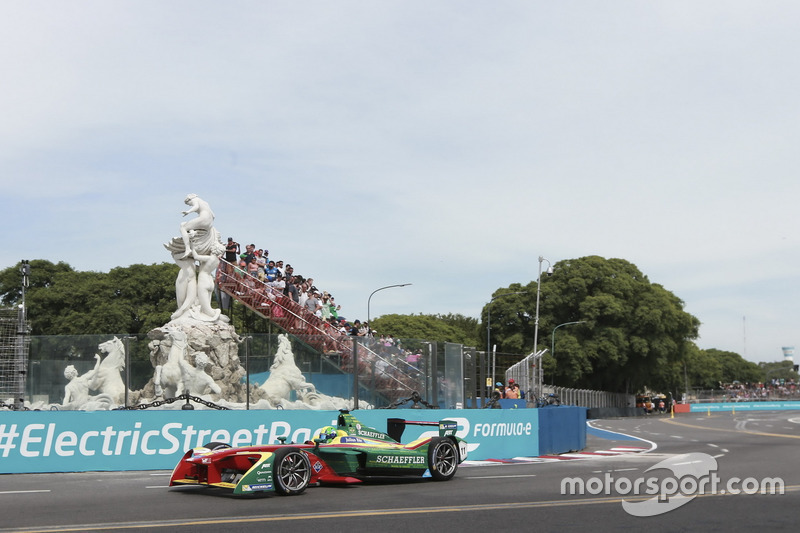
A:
[1,1,798,364]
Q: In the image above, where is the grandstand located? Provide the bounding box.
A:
[215,260,425,406]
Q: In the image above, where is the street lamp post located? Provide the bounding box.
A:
[550,321,585,384]
[533,256,553,398]
[486,291,525,387]
[356,283,411,409]
[367,283,412,335]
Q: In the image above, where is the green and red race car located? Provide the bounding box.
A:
[169,410,468,496]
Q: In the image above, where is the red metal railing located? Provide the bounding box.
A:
[215,260,422,403]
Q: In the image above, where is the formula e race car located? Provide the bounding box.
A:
[169,410,468,496]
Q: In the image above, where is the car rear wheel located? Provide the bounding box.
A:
[273,447,311,495]
[428,437,458,481]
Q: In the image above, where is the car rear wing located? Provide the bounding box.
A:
[386,418,458,442]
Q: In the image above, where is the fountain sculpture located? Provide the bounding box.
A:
[45,194,367,411]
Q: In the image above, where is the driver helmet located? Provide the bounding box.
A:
[314,425,338,443]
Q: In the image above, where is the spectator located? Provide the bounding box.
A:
[305,290,321,316]
[267,273,286,298]
[284,271,299,303]
[320,292,332,321]
[247,256,259,277]
[255,256,267,280]
[225,237,240,263]
[298,283,309,309]
[514,382,524,399]
[505,379,519,399]
[329,296,340,319]
[242,244,256,265]
[265,260,280,282]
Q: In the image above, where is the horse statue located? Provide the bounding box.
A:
[87,337,126,405]
[258,334,318,406]
[153,327,189,398]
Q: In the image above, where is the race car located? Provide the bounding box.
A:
[169,410,468,496]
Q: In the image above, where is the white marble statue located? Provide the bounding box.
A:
[153,326,189,398]
[164,194,229,324]
[87,337,126,404]
[259,334,317,406]
[45,196,367,411]
[257,334,368,410]
[61,337,126,410]
[62,364,95,407]
[180,351,222,396]
[179,193,215,259]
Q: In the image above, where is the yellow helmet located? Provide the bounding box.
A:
[315,425,338,443]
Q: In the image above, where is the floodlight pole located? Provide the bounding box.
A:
[533,256,553,398]
[357,283,411,409]
[367,283,412,335]
[486,291,525,389]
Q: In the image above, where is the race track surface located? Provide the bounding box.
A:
[1,411,798,532]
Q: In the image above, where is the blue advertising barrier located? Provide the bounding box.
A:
[689,401,800,412]
[0,406,586,474]
[537,406,587,455]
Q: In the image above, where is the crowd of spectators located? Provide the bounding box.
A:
[223,237,343,322]
[720,379,799,401]
[222,236,423,377]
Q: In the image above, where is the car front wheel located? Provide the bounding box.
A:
[273,447,311,495]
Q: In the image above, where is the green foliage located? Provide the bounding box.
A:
[700,348,762,384]
[759,360,800,383]
[483,256,701,393]
[0,259,74,306]
[0,260,179,335]
[684,345,723,389]
[679,348,771,391]
[371,313,480,346]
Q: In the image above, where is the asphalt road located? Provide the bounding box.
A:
[1,411,798,532]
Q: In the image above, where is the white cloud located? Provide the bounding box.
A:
[2,1,799,364]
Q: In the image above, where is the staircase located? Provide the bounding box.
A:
[215,260,424,405]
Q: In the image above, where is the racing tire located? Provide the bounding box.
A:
[427,437,458,481]
[273,447,311,496]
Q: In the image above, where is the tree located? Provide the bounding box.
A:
[484,256,701,393]
[759,361,799,383]
[0,259,74,307]
[371,313,480,346]
[702,348,762,385]
[0,261,179,335]
[684,345,723,389]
